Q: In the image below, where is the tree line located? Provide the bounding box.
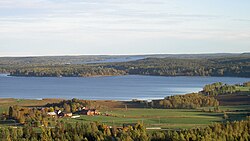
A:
[202,82,237,96]
[9,65,126,77]
[45,98,91,113]
[7,56,250,77]
[110,57,250,77]
[6,99,97,126]
[0,118,249,141]
[201,82,250,96]
[7,105,57,127]
[150,119,250,141]
[151,93,219,109]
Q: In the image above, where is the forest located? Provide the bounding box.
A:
[45,99,92,113]
[0,118,249,141]
[201,82,250,96]
[7,105,55,126]
[9,66,126,77]
[5,55,250,77]
[202,82,237,96]
[152,93,219,109]
[5,99,99,127]
[151,82,249,109]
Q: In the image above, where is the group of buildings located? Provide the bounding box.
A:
[47,108,100,118]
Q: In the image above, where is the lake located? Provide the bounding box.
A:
[79,56,146,64]
[0,74,249,100]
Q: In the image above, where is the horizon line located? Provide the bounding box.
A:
[0,52,249,58]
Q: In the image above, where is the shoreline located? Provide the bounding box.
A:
[0,97,164,102]
[2,73,250,78]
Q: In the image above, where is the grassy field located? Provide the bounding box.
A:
[0,98,62,107]
[60,108,225,129]
[236,86,250,92]
[60,105,250,129]
[1,99,249,129]
[199,105,250,111]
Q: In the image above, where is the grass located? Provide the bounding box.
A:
[236,86,250,92]
[0,98,249,129]
[60,108,224,129]
[218,105,250,111]
[0,98,63,114]
[0,106,8,116]
[200,105,250,111]
[61,106,250,129]
[0,98,62,107]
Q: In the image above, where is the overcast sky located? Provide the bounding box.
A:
[0,0,250,56]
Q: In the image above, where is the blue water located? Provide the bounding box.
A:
[80,56,146,64]
[0,74,249,100]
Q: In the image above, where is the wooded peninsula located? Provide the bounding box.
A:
[0,53,249,77]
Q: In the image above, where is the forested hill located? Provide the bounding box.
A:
[111,56,250,77]
[0,53,249,65]
[2,54,250,77]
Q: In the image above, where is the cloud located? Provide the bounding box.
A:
[0,0,250,56]
[232,18,250,22]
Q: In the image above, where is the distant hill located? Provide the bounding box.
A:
[0,53,249,65]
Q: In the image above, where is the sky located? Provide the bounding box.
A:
[0,0,250,56]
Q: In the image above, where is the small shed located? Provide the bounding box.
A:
[47,112,57,116]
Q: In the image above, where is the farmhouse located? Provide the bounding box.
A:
[80,109,100,116]
[47,110,72,118]
[58,112,73,117]
[63,112,73,117]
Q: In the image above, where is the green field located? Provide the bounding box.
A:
[199,105,250,111]
[1,99,249,129]
[236,86,250,92]
[0,106,8,116]
[60,108,225,129]
[60,105,250,129]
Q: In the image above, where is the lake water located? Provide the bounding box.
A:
[80,56,146,64]
[0,74,249,100]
